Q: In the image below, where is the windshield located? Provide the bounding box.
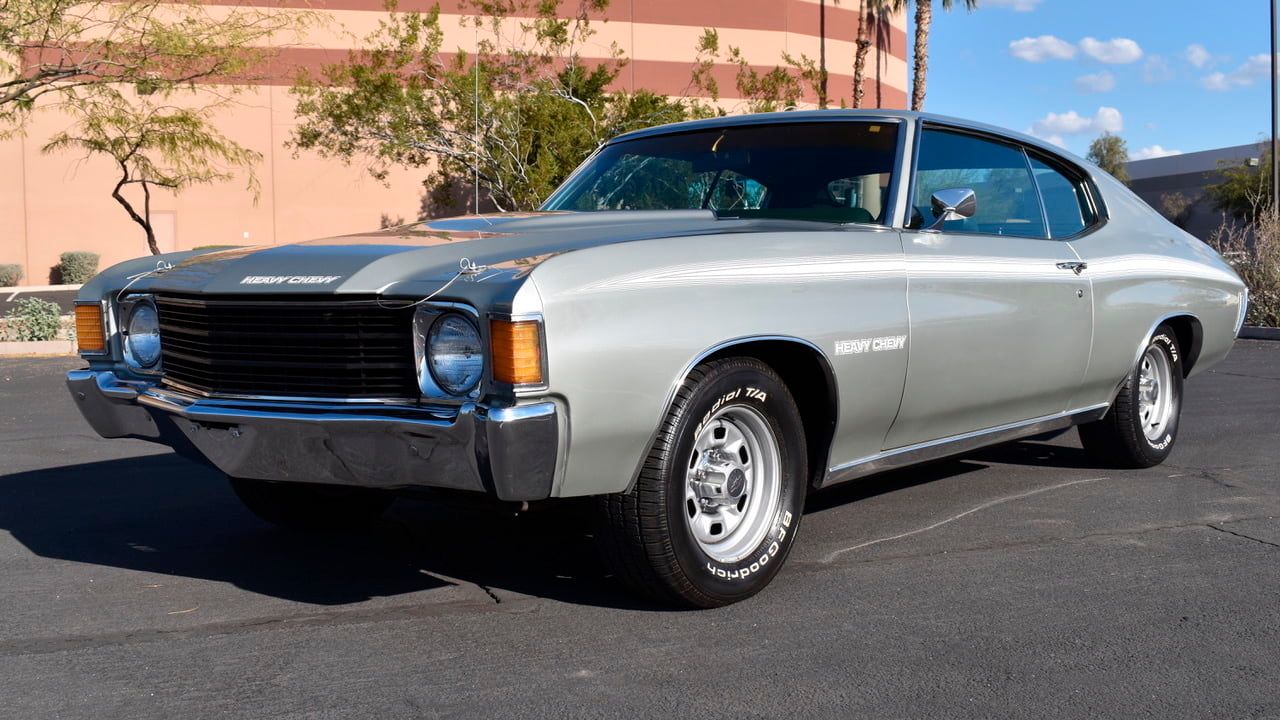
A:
[542,121,900,224]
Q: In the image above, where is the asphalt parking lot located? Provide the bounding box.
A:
[1,342,1277,719]
[0,288,78,315]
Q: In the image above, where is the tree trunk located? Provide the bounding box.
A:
[818,0,828,108]
[911,0,931,111]
[142,180,158,255]
[111,173,159,255]
[852,0,869,107]
[875,8,890,108]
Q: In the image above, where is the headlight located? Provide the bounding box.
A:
[124,300,162,369]
[420,311,483,396]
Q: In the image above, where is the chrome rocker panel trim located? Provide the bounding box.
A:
[822,403,1110,487]
[66,369,559,502]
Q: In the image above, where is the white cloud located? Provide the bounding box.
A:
[1010,35,1077,62]
[1079,37,1144,64]
[1074,71,1115,93]
[1202,54,1273,91]
[1029,107,1124,140]
[1142,55,1173,84]
[1132,145,1183,161]
[984,0,1042,10]
[1184,43,1212,68]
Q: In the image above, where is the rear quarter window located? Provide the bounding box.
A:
[1028,154,1099,238]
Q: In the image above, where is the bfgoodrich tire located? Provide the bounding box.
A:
[229,478,393,530]
[1079,324,1184,468]
[596,357,807,608]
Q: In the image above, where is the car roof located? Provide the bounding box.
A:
[607,109,1095,173]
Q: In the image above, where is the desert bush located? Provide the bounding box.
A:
[1209,205,1280,328]
[57,251,100,284]
[0,264,21,287]
[5,297,63,342]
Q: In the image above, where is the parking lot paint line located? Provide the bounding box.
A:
[818,477,1105,564]
[793,514,1279,576]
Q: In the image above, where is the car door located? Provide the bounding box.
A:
[883,126,1093,449]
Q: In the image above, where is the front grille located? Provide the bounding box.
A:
[154,294,419,400]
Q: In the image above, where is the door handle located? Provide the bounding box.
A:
[1056,261,1088,275]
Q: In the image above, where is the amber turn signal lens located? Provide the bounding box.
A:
[75,304,106,354]
[490,319,543,385]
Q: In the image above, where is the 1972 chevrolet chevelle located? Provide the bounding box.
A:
[67,111,1247,607]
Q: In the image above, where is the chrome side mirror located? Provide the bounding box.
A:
[927,187,977,231]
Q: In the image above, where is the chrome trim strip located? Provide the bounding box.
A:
[1131,312,1199,370]
[119,294,163,375]
[822,403,1110,487]
[67,369,143,400]
[137,390,459,427]
[68,369,562,500]
[1114,312,1202,398]
[1235,288,1249,336]
[484,402,557,423]
[138,383,462,421]
[159,377,422,406]
[909,121,1111,239]
[626,334,839,492]
[413,304,484,400]
[605,113,909,147]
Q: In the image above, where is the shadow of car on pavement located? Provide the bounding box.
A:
[0,438,1085,610]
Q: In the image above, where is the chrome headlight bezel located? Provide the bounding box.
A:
[120,295,163,372]
[414,305,484,399]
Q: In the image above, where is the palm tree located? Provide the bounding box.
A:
[911,0,977,111]
[853,0,905,108]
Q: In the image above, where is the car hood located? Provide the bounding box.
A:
[113,210,844,303]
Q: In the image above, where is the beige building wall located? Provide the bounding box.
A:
[1,0,907,285]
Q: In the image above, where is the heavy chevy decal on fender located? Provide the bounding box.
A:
[834,335,907,356]
[240,275,343,285]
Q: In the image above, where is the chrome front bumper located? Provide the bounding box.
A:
[66,370,561,501]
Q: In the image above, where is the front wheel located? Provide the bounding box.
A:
[596,357,807,608]
[229,478,393,530]
[1079,324,1184,468]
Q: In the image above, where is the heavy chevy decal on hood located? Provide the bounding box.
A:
[240,275,343,285]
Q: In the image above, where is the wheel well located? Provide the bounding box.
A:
[1161,315,1203,377]
[702,340,838,488]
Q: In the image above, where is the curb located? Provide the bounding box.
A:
[0,340,76,357]
[2,284,82,297]
[1239,326,1280,341]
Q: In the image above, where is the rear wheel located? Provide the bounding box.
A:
[229,478,393,530]
[596,357,807,608]
[1079,324,1184,468]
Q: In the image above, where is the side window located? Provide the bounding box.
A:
[704,170,767,211]
[911,129,1046,238]
[1028,155,1098,238]
[827,173,890,224]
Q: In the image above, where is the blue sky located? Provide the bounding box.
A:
[918,0,1275,159]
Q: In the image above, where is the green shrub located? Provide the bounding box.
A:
[5,297,62,341]
[0,264,20,287]
[57,251,100,284]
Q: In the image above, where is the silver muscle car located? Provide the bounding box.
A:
[66,110,1248,607]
